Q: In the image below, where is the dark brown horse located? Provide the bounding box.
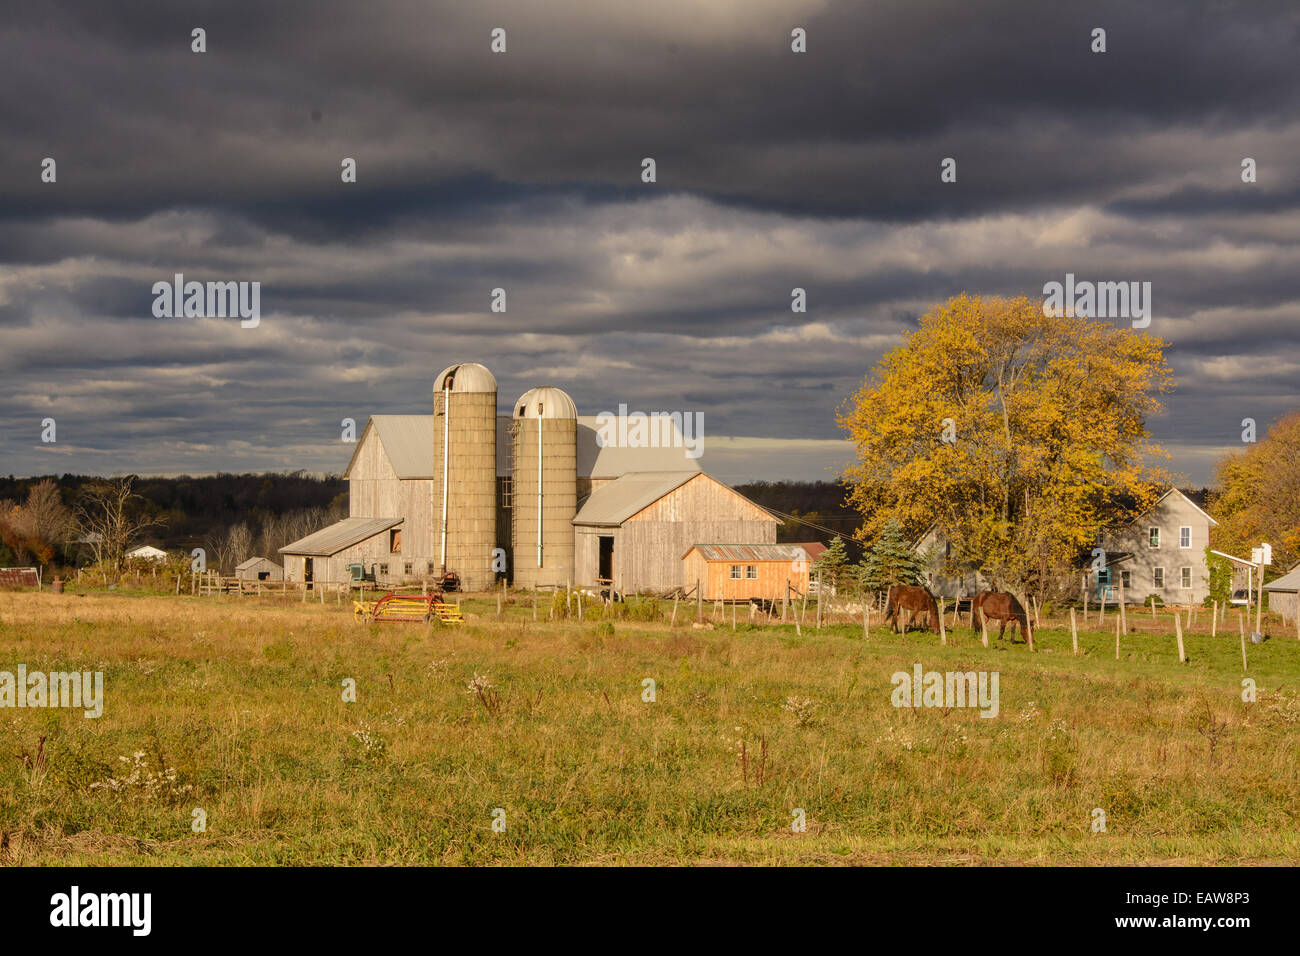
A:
[884,584,940,633]
[972,590,1032,643]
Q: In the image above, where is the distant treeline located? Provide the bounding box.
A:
[0,472,347,551]
[732,480,863,554]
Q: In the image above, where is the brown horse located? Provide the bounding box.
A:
[884,584,940,633]
[972,590,1031,643]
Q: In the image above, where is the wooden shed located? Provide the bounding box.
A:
[682,544,812,601]
[1263,564,1300,625]
[574,472,778,593]
[235,556,283,582]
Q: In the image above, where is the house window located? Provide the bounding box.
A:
[1153,567,1165,589]
[501,477,513,509]
[1120,570,1132,590]
[1179,526,1192,549]
[390,528,401,553]
[1148,527,1160,548]
[745,565,758,580]
[729,565,742,580]
[1180,567,1192,589]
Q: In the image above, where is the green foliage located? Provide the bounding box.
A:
[812,537,851,590]
[858,518,926,590]
[1205,548,1233,607]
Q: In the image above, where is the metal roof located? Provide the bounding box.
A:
[1263,564,1300,593]
[279,516,402,556]
[681,544,815,562]
[345,413,700,480]
[576,416,703,478]
[371,415,436,479]
[572,471,700,526]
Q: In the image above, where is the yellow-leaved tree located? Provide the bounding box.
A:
[1211,410,1300,571]
[837,293,1174,600]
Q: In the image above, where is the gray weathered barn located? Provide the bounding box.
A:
[280,363,777,591]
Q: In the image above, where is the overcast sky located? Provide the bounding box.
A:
[2,0,1297,486]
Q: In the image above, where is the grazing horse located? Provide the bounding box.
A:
[972,590,1032,643]
[884,584,940,633]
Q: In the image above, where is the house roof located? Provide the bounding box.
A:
[681,544,814,562]
[279,516,402,556]
[1263,563,1300,593]
[573,471,701,526]
[126,545,167,557]
[1146,487,1219,527]
[235,556,281,571]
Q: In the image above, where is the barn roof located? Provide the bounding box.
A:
[572,471,700,526]
[681,544,814,562]
[346,413,701,480]
[1263,564,1300,593]
[279,516,402,556]
[235,556,281,571]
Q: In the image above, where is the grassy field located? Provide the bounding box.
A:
[1,587,1298,865]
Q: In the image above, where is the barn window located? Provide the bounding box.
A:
[390,528,401,553]
[427,561,437,574]
[1180,567,1192,589]
[404,562,413,575]
[1148,527,1160,548]
[1153,567,1165,589]
[1179,526,1192,549]
[501,477,513,508]
[729,565,742,580]
[378,564,389,576]
[745,565,758,579]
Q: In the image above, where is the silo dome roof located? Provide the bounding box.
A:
[434,363,497,394]
[514,386,577,419]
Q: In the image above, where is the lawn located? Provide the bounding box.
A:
[0,588,1297,865]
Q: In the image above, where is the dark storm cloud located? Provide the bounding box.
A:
[1,0,1298,483]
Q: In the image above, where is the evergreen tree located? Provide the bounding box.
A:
[858,518,927,590]
[811,536,851,591]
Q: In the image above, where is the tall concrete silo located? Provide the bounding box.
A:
[511,386,577,589]
[433,362,498,591]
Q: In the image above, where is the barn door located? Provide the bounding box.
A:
[304,557,314,591]
[598,536,614,584]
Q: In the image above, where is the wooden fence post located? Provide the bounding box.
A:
[863,603,869,641]
[1115,613,1121,660]
[938,599,947,646]
[1240,613,1248,672]
[1117,577,1127,635]
[1070,607,1079,655]
[671,593,679,626]
[1174,612,1186,663]
[697,579,703,622]
[1211,600,1218,638]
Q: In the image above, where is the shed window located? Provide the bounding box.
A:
[501,477,513,509]
[1179,526,1192,549]
[1153,567,1165,589]
[1148,527,1160,548]
[745,565,758,580]
[390,528,401,553]
[729,565,742,580]
[1180,567,1192,589]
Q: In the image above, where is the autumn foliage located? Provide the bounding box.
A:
[838,294,1174,595]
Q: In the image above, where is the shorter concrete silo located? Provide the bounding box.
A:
[511,386,577,589]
